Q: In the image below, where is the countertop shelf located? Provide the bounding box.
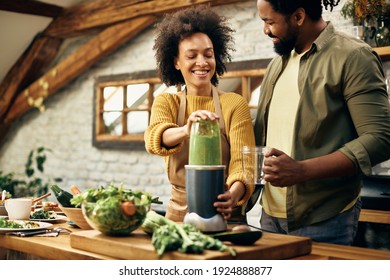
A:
[375,46,390,61]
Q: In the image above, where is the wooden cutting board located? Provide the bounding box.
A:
[70,229,311,260]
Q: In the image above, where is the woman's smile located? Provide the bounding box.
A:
[192,69,210,77]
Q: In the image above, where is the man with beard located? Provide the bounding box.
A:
[254,0,390,245]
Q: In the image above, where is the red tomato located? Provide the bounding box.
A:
[121,201,137,216]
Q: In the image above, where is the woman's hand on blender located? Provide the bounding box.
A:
[187,110,219,128]
[191,110,219,121]
[185,110,219,137]
[214,190,234,220]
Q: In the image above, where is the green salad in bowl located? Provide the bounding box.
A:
[71,183,160,236]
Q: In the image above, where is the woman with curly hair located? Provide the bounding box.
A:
[144,5,255,222]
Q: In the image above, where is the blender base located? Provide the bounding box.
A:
[184,212,227,233]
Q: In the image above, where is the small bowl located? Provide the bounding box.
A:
[82,201,149,236]
[59,205,93,230]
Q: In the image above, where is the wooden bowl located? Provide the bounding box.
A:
[0,205,7,216]
[59,205,93,230]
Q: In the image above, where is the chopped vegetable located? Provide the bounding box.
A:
[70,183,161,207]
[72,183,161,236]
[30,209,57,219]
[121,201,137,216]
[83,196,148,236]
[141,211,236,258]
[0,218,40,229]
[42,201,59,211]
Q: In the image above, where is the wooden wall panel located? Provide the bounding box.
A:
[4,16,156,124]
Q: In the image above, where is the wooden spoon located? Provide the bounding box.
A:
[32,193,51,204]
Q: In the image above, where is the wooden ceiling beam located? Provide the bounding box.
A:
[0,0,64,18]
[0,34,63,120]
[0,0,243,143]
[3,15,157,124]
[45,0,243,38]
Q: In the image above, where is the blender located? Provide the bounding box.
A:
[184,118,227,233]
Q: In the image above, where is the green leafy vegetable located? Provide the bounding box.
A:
[30,209,57,219]
[70,183,161,207]
[0,218,40,229]
[71,183,161,236]
[142,211,236,258]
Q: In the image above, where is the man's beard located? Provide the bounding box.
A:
[272,27,298,56]
[273,35,297,56]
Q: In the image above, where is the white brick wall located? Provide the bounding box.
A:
[0,1,389,226]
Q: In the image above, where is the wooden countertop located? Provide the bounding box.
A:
[1,217,389,260]
[0,221,115,260]
[359,209,390,224]
[69,229,311,260]
[294,242,390,260]
[0,220,312,260]
[375,46,390,61]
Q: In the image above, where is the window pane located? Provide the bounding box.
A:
[103,86,123,111]
[126,83,149,109]
[127,111,149,133]
[103,112,122,135]
[153,83,166,96]
[163,85,182,94]
[249,85,261,106]
[154,84,183,96]
[219,77,241,92]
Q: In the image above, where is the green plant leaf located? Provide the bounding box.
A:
[25,151,33,170]
[36,155,46,172]
[26,168,34,177]
[2,146,61,198]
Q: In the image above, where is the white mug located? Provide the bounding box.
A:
[5,198,32,220]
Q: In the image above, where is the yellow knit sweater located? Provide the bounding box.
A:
[144,91,256,206]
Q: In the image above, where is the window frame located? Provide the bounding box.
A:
[92,58,271,150]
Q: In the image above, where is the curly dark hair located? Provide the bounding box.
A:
[153,5,235,87]
[264,0,340,21]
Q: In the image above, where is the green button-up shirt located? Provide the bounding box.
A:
[254,22,390,231]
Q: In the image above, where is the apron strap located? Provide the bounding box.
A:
[178,90,187,127]
[178,86,226,131]
[212,86,226,135]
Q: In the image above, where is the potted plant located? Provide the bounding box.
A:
[376,4,390,47]
[0,147,62,198]
[341,0,390,46]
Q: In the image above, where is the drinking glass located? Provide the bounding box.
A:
[241,146,267,212]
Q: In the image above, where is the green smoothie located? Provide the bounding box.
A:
[189,119,222,165]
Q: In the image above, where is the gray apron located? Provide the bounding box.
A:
[166,86,230,222]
